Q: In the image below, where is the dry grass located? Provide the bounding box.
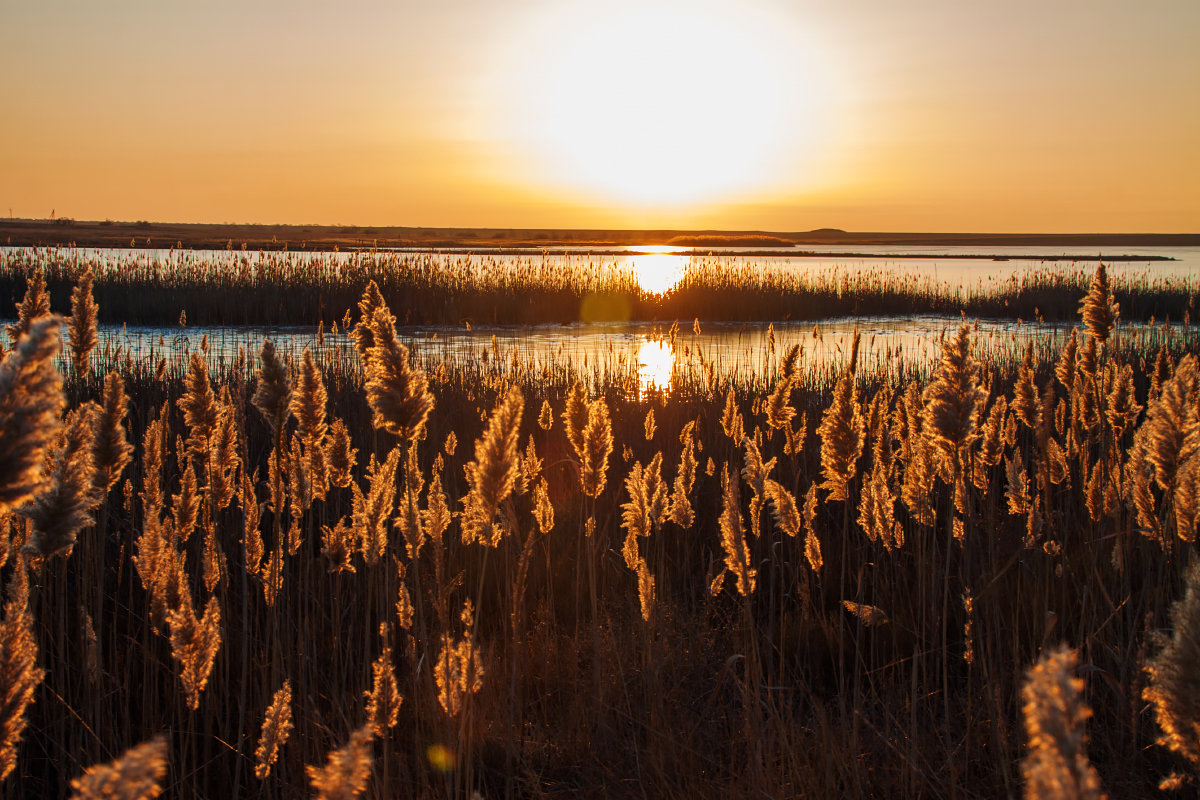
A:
[0,264,1198,797]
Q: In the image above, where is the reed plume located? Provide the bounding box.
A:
[579,397,613,499]
[1152,346,1174,400]
[643,407,656,441]
[6,271,49,347]
[0,562,44,782]
[741,434,775,539]
[973,397,1008,491]
[1139,355,1197,492]
[435,601,484,716]
[1127,442,1162,541]
[1006,448,1033,517]
[326,418,357,489]
[285,435,310,550]
[562,383,588,459]
[177,352,218,461]
[21,402,99,558]
[1104,363,1141,437]
[261,544,283,607]
[171,462,199,544]
[538,397,553,431]
[533,477,554,535]
[1012,343,1042,430]
[353,447,400,566]
[207,390,240,510]
[765,343,802,430]
[1021,644,1106,800]
[320,518,356,574]
[306,724,374,800]
[66,270,99,379]
[842,601,888,627]
[1080,262,1118,345]
[637,557,655,622]
[461,386,523,546]
[857,453,902,549]
[365,624,402,735]
[69,736,167,800]
[363,307,434,443]
[720,389,744,443]
[1175,456,1200,543]
[251,339,291,444]
[923,324,987,473]
[241,469,263,574]
[1055,329,1079,391]
[93,372,134,495]
[668,420,697,528]
[255,679,293,780]
[763,479,801,539]
[518,435,542,497]
[817,331,864,502]
[395,559,414,630]
[352,280,390,364]
[397,442,424,559]
[716,465,755,596]
[0,317,65,513]
[291,348,329,498]
[1142,564,1200,784]
[620,453,667,570]
[166,595,222,711]
[785,411,808,458]
[423,456,452,546]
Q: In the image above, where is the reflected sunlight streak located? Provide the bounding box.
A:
[638,338,675,395]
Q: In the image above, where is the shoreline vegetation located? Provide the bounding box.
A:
[0,266,1199,797]
[3,217,1199,252]
[1,247,1195,329]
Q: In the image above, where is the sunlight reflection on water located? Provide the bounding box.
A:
[637,338,674,395]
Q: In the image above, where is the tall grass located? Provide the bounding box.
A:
[0,268,1198,797]
[1,246,1194,327]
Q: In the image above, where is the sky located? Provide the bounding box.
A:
[2,0,1198,232]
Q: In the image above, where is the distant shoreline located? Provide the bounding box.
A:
[2,218,1197,252]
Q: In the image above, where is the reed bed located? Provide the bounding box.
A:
[1,268,1199,798]
[1,246,1194,328]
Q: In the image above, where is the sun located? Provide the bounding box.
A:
[631,250,688,295]
[495,1,829,208]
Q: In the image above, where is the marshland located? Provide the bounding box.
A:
[0,243,1198,799]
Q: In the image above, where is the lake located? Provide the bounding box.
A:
[4,244,1196,395]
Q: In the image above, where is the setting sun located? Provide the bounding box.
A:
[495,0,832,208]
[631,251,688,295]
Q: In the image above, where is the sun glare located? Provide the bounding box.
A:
[638,338,675,395]
[632,252,687,295]
[496,1,831,209]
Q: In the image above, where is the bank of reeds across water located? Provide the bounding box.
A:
[2,266,1200,797]
[2,246,1194,328]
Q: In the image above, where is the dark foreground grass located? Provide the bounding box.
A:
[1,270,1199,798]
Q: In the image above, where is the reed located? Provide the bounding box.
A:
[3,247,1193,327]
[0,272,1196,798]
[68,736,167,800]
[1021,645,1106,800]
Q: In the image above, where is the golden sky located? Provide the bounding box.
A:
[2,0,1198,232]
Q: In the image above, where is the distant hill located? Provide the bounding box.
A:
[1,218,1196,251]
[666,234,794,247]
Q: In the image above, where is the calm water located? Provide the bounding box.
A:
[84,314,1190,398]
[5,244,1196,395]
